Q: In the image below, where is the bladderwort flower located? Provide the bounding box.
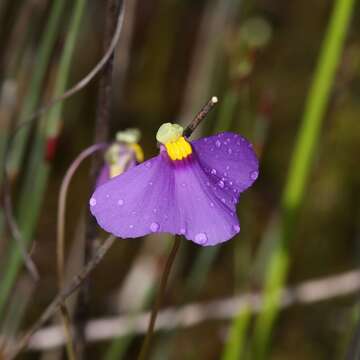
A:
[90,123,258,246]
[96,128,144,187]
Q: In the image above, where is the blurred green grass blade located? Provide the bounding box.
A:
[6,0,65,177]
[221,303,252,360]
[213,89,237,133]
[0,0,86,320]
[0,165,49,319]
[252,0,356,358]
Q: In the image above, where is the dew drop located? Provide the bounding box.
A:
[145,161,152,168]
[195,232,208,244]
[206,181,211,187]
[129,224,134,229]
[106,194,110,198]
[218,180,225,188]
[224,172,228,177]
[89,197,96,206]
[211,169,217,175]
[150,222,160,232]
[132,211,137,215]
[149,181,153,186]
[215,140,221,148]
[153,208,158,213]
[228,148,233,155]
[181,182,186,187]
[250,170,259,180]
[233,225,240,233]
[221,198,226,203]
[117,199,124,206]
[226,165,230,170]
[210,202,215,207]
[229,181,233,186]
[180,228,186,234]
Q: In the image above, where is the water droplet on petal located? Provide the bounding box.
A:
[211,169,217,175]
[233,225,240,233]
[132,211,136,215]
[206,181,211,186]
[129,224,134,229]
[250,170,259,180]
[210,202,215,207]
[145,161,152,168]
[218,180,225,188]
[228,148,232,155]
[153,208,158,213]
[89,198,96,206]
[180,228,186,234]
[221,198,226,203]
[226,165,230,170]
[181,183,186,187]
[118,199,124,206]
[215,140,221,148]
[195,232,208,244]
[224,172,228,177]
[106,194,110,198]
[229,181,233,186]
[149,181,153,186]
[150,222,160,232]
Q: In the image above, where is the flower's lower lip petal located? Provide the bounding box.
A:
[174,158,240,246]
[90,152,240,245]
[90,155,179,239]
[192,132,259,198]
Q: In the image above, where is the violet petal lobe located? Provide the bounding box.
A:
[192,131,259,198]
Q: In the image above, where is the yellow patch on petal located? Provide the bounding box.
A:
[165,136,192,161]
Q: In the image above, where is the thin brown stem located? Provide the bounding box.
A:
[183,96,218,138]
[57,144,106,288]
[56,143,106,360]
[138,237,181,360]
[6,235,116,360]
[74,1,123,358]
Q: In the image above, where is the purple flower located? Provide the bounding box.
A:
[89,124,258,246]
[96,129,144,188]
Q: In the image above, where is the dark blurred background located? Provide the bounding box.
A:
[0,0,360,359]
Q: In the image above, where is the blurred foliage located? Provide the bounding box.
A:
[0,0,360,359]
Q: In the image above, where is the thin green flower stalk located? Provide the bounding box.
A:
[0,0,65,320]
[252,0,356,358]
[221,303,252,360]
[0,0,85,321]
[6,0,65,179]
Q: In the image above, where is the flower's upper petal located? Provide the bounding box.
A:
[191,132,259,198]
[90,151,240,246]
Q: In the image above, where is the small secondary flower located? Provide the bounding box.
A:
[96,129,143,187]
[90,123,258,246]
